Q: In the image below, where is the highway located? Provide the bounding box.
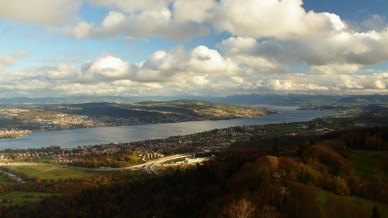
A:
[126,154,192,174]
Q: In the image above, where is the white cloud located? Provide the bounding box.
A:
[267,80,296,91]
[143,49,182,72]
[0,0,81,25]
[70,0,348,40]
[173,0,215,23]
[217,37,258,55]
[362,14,387,31]
[0,51,27,72]
[374,80,386,89]
[69,7,208,40]
[89,0,172,13]
[46,63,81,80]
[82,56,132,79]
[338,75,365,89]
[211,0,345,39]
[132,45,237,82]
[187,46,237,76]
[72,22,96,39]
[0,45,241,97]
[2,43,388,98]
[191,75,210,86]
[231,76,244,84]
[102,11,126,28]
[218,27,388,75]
[310,64,362,75]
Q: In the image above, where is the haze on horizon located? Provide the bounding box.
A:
[1,0,388,98]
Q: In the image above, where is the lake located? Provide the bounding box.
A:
[0,106,334,149]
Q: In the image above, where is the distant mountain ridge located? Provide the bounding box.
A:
[1,94,388,106]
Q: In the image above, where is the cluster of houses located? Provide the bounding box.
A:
[0,129,32,139]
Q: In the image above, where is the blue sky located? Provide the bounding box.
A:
[1,0,388,97]
[304,0,387,20]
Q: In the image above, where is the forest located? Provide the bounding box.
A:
[0,125,387,217]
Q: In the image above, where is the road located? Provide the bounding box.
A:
[127,154,192,174]
[0,154,192,175]
[0,169,26,183]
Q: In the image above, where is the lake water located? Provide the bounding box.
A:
[0,106,334,150]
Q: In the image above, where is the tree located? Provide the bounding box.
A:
[259,205,282,218]
[372,206,381,218]
[365,135,383,150]
[225,199,256,218]
[33,176,41,183]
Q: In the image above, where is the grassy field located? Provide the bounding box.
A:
[8,165,107,180]
[317,190,388,218]
[0,191,57,206]
[350,150,388,179]
[31,157,54,163]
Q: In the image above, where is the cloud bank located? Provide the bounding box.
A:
[0,0,81,25]
[0,0,387,97]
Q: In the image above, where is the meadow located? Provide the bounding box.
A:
[8,165,107,180]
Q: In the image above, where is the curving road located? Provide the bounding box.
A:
[121,154,192,174]
[0,154,192,175]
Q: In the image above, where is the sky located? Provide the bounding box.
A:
[0,0,388,98]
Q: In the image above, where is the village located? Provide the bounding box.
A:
[0,129,32,139]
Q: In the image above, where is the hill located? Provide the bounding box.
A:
[0,100,273,133]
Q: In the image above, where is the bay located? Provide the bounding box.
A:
[0,106,334,149]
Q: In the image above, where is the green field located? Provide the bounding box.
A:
[8,165,107,180]
[317,190,388,218]
[0,191,57,206]
[31,157,54,163]
[350,150,388,179]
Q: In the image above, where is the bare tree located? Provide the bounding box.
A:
[225,198,256,218]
